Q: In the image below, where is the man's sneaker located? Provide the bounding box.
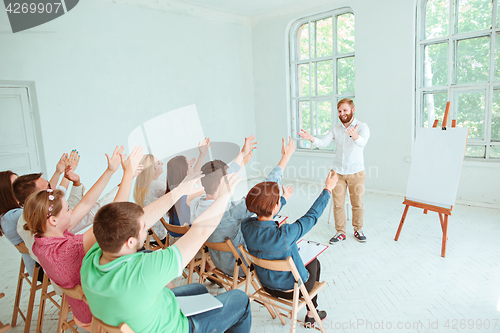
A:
[354,230,367,242]
[329,232,346,244]
[304,310,327,328]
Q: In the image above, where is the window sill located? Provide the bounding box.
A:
[462,158,500,168]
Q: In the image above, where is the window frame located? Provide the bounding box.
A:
[288,8,355,153]
[416,0,500,160]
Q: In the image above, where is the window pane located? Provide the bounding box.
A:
[298,23,309,60]
[423,92,448,127]
[316,17,333,57]
[498,0,500,28]
[457,91,485,139]
[337,13,355,54]
[298,101,311,148]
[456,37,490,84]
[492,90,500,140]
[458,0,492,34]
[495,34,500,81]
[425,0,449,39]
[465,146,485,158]
[490,146,500,158]
[298,64,310,97]
[424,42,448,87]
[317,101,332,133]
[317,60,333,96]
[337,57,355,94]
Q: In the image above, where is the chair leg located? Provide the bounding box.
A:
[300,284,326,333]
[23,265,40,333]
[57,294,69,333]
[290,285,299,333]
[188,258,195,284]
[250,280,276,319]
[36,273,51,333]
[11,260,25,327]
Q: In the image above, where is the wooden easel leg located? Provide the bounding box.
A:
[441,215,448,258]
[395,205,410,241]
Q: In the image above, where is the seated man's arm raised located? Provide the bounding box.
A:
[142,172,204,230]
[175,174,241,268]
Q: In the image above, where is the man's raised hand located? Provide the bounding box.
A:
[106,146,124,173]
[218,173,242,198]
[297,129,314,142]
[241,135,258,156]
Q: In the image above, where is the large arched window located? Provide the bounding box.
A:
[289,9,355,151]
[417,0,500,159]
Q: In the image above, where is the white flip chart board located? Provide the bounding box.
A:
[405,127,469,209]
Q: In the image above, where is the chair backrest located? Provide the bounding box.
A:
[203,239,250,281]
[57,285,87,304]
[92,316,135,333]
[238,245,294,273]
[160,217,190,235]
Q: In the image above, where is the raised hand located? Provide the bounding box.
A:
[67,150,80,171]
[105,146,124,173]
[133,165,144,178]
[121,146,144,175]
[241,135,258,156]
[56,153,67,174]
[177,171,205,196]
[345,124,359,140]
[218,173,242,198]
[281,136,296,157]
[282,185,294,201]
[64,165,81,186]
[242,150,253,166]
[325,170,338,192]
[297,129,314,142]
[198,137,211,155]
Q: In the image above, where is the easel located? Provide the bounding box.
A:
[394,102,457,258]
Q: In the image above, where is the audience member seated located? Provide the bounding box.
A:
[241,170,338,327]
[164,140,209,240]
[81,172,251,333]
[0,170,41,279]
[24,146,142,331]
[13,151,118,270]
[190,136,294,278]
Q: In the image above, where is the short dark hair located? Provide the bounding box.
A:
[93,202,144,253]
[12,173,43,206]
[0,171,20,216]
[245,182,280,217]
[200,160,229,195]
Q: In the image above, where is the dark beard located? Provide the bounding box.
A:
[339,112,353,124]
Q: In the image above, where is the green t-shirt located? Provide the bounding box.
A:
[81,243,189,333]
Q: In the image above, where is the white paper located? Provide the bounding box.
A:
[297,239,328,266]
[176,293,223,317]
[405,127,469,208]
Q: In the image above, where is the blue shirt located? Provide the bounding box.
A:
[240,189,331,291]
[190,164,284,277]
[1,208,37,277]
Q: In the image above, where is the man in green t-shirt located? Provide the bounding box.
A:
[81,173,251,333]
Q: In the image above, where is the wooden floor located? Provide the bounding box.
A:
[1,178,499,332]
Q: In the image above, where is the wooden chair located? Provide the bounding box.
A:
[90,316,135,333]
[144,228,167,251]
[199,239,249,291]
[0,293,11,333]
[161,221,202,284]
[238,245,327,333]
[56,284,87,333]
[36,272,61,333]
[11,259,42,333]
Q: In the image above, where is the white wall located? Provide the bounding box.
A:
[0,0,257,189]
[250,0,500,207]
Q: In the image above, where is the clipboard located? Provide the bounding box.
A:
[176,293,223,317]
[296,239,329,266]
[274,215,288,227]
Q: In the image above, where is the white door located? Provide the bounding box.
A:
[0,87,41,175]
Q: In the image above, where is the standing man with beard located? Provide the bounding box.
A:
[297,98,370,244]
